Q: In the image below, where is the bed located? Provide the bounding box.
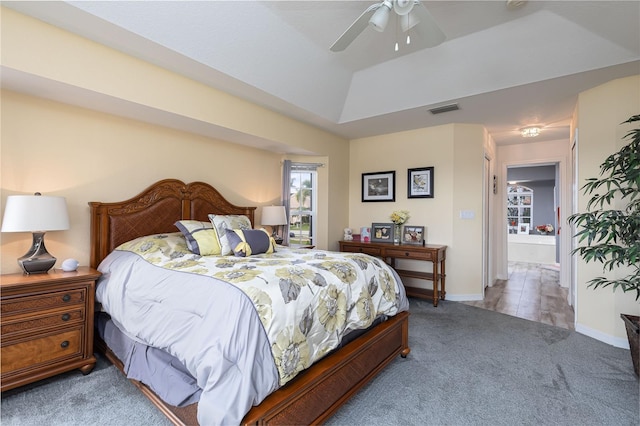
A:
[89,179,410,425]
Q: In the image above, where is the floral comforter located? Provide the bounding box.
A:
[96,232,408,425]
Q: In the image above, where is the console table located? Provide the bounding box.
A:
[339,241,447,307]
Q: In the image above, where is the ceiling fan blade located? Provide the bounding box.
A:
[411,2,446,48]
[330,3,381,52]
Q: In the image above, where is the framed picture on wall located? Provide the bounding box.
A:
[402,225,425,245]
[371,223,394,243]
[408,167,434,198]
[362,171,396,202]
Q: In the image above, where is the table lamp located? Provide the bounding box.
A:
[1,193,70,274]
[261,205,287,243]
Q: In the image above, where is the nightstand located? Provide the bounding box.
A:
[0,266,101,391]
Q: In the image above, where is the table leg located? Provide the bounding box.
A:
[432,259,439,307]
[440,258,446,300]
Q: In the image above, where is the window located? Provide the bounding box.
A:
[507,184,533,234]
[288,165,317,246]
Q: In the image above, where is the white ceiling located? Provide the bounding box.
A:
[3,1,639,148]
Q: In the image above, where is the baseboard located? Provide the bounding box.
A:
[446,294,483,302]
[575,323,630,349]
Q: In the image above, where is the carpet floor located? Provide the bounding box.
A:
[2,300,638,425]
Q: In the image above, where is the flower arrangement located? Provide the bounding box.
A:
[390,210,410,225]
[535,224,554,234]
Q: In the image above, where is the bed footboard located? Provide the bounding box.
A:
[243,310,410,425]
[96,311,409,425]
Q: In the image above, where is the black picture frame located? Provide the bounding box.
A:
[371,223,394,243]
[408,167,434,199]
[402,225,425,245]
[362,171,396,202]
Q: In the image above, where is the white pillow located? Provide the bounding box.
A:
[208,214,252,255]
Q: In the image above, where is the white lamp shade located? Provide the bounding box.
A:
[1,195,70,232]
[261,206,288,226]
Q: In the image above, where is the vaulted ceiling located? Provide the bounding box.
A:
[3,1,639,147]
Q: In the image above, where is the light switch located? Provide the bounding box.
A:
[459,210,475,220]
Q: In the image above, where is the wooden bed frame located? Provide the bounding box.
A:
[89,179,410,425]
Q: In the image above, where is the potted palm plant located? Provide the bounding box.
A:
[568,114,639,376]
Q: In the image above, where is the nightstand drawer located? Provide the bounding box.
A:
[1,289,85,315]
[1,308,85,336]
[1,328,82,373]
[340,245,382,256]
[385,247,434,261]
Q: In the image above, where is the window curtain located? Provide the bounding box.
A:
[281,160,292,246]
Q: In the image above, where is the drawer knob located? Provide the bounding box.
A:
[60,340,69,348]
[61,313,71,321]
[404,252,410,256]
[62,294,71,302]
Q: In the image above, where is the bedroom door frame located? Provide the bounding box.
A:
[499,154,571,289]
[483,154,492,292]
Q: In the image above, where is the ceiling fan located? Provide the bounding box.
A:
[330,0,446,52]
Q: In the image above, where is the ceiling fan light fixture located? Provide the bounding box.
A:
[393,0,415,16]
[521,127,541,138]
[369,0,393,32]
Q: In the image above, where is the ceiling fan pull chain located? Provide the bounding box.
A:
[405,14,411,45]
[395,14,399,51]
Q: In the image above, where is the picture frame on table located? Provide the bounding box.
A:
[402,225,425,245]
[360,227,371,243]
[408,167,434,199]
[518,223,530,235]
[371,223,394,243]
[362,171,396,202]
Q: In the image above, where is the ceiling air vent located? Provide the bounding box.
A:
[429,104,459,115]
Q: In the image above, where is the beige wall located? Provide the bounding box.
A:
[1,7,350,273]
[0,90,278,273]
[575,75,640,346]
[349,123,486,299]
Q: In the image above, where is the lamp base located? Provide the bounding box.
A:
[271,227,284,245]
[18,232,57,274]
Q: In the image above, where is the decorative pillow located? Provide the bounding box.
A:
[225,228,275,257]
[174,220,221,255]
[208,214,252,256]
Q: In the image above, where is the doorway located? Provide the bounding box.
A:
[506,164,559,267]
[485,158,574,328]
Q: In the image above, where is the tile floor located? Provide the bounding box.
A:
[462,261,575,330]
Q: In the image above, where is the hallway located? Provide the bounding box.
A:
[462,261,575,331]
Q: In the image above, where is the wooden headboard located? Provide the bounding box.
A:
[89,179,256,268]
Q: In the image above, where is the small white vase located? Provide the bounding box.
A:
[393,224,401,245]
